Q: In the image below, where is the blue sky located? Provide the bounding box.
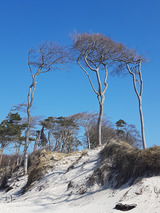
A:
[0,0,160,148]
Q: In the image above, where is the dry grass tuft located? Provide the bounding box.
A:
[25,149,87,192]
[24,150,67,192]
[89,141,160,188]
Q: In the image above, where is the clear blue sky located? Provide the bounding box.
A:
[0,0,160,148]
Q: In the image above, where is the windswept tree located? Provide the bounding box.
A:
[40,117,56,151]
[116,119,142,148]
[53,116,81,153]
[116,119,127,141]
[1,103,27,124]
[76,112,98,149]
[0,113,26,166]
[126,60,146,149]
[23,115,43,152]
[24,41,68,175]
[110,45,147,149]
[71,33,127,146]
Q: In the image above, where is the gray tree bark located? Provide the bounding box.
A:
[33,130,41,152]
[97,101,104,147]
[126,62,146,149]
[0,146,4,167]
[48,130,52,151]
[86,125,91,149]
[23,41,68,174]
[24,76,37,175]
[77,59,108,146]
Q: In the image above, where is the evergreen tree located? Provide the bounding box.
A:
[0,113,26,166]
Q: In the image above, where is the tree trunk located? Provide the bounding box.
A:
[53,138,58,151]
[34,130,41,152]
[138,97,146,149]
[126,63,146,149]
[0,147,4,167]
[84,121,91,149]
[48,130,51,151]
[16,144,21,165]
[24,78,37,175]
[86,127,91,149]
[24,125,30,174]
[77,60,107,148]
[95,68,107,147]
[97,102,103,146]
[56,135,62,152]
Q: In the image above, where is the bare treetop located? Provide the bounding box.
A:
[71,33,118,67]
[24,40,69,174]
[28,41,68,76]
[71,33,145,73]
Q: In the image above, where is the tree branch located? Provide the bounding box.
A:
[103,64,108,94]
[95,69,102,96]
[126,64,139,98]
[28,50,34,78]
[84,56,97,72]
[77,58,99,96]
[138,61,143,97]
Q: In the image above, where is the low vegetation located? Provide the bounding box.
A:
[89,140,160,188]
[24,149,87,192]
[24,149,64,191]
[1,140,160,194]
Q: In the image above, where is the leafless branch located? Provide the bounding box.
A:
[77,58,98,95]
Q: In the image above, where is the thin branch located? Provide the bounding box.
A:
[28,50,34,78]
[95,69,102,96]
[96,94,101,105]
[138,61,143,96]
[84,56,97,72]
[102,64,108,94]
[136,78,141,86]
[77,58,99,96]
[39,57,65,74]
[86,57,98,69]
[126,64,139,98]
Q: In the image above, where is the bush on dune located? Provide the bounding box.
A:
[89,141,160,188]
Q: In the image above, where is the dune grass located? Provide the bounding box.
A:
[89,141,160,188]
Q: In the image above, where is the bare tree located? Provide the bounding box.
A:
[22,115,43,152]
[74,112,98,149]
[110,45,147,149]
[54,116,80,153]
[84,116,116,149]
[0,112,25,167]
[126,61,146,149]
[24,41,68,175]
[40,117,56,151]
[71,33,126,146]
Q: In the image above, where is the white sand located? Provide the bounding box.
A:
[0,147,160,212]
